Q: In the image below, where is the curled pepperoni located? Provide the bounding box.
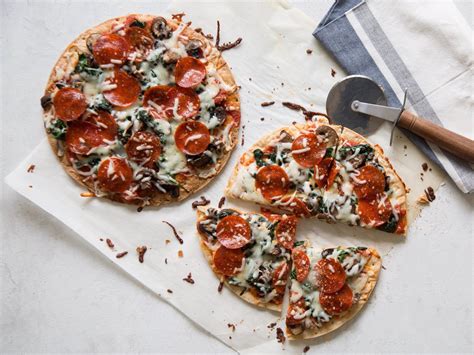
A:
[272,262,289,295]
[292,249,310,282]
[315,157,333,188]
[125,131,161,168]
[278,197,310,217]
[255,165,290,201]
[319,284,353,315]
[358,197,392,227]
[103,69,141,108]
[352,165,386,200]
[216,215,251,249]
[97,157,133,193]
[53,87,87,121]
[291,134,326,168]
[213,246,245,276]
[65,110,117,155]
[315,258,346,294]
[92,33,130,65]
[275,215,297,250]
[174,121,210,156]
[174,57,207,88]
[144,86,200,120]
[124,26,154,53]
[286,299,307,326]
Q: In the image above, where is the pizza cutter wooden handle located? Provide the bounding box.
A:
[398,110,474,162]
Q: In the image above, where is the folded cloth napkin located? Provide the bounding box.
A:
[314,0,473,193]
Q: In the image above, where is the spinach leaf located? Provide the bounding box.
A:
[378,214,398,233]
[293,240,305,247]
[130,19,146,28]
[290,269,297,280]
[253,149,266,167]
[337,249,350,263]
[75,53,102,77]
[49,119,67,140]
[136,109,165,137]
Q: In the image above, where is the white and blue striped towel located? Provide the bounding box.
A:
[314,0,473,193]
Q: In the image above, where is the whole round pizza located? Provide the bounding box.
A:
[41,14,240,206]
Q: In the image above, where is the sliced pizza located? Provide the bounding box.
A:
[41,14,240,206]
[225,118,408,234]
[286,241,382,339]
[196,206,298,311]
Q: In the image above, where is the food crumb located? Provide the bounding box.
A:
[276,327,285,344]
[165,239,171,245]
[218,281,224,293]
[331,68,336,77]
[267,322,277,329]
[261,101,275,107]
[306,49,313,54]
[106,238,114,248]
[425,186,436,202]
[227,323,236,332]
[80,192,95,198]
[260,117,265,121]
[191,196,210,209]
[167,289,173,294]
[303,345,310,353]
[422,162,428,171]
[116,251,128,259]
[137,206,143,212]
[99,238,104,241]
[178,250,184,258]
[183,272,195,284]
[218,196,226,208]
[27,164,36,173]
[28,185,33,188]
[136,246,147,263]
[165,258,168,264]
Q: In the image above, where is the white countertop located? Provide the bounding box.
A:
[1,1,472,353]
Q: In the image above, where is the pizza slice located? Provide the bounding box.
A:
[196,206,298,311]
[286,241,382,339]
[225,117,408,234]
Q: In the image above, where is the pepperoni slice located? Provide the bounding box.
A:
[292,249,310,282]
[291,134,326,168]
[275,215,297,250]
[255,165,290,201]
[319,284,353,315]
[97,157,133,193]
[53,87,87,121]
[125,131,161,168]
[92,33,130,65]
[272,262,289,295]
[174,121,210,156]
[326,162,339,189]
[213,246,245,276]
[174,57,207,88]
[286,299,307,326]
[103,69,141,108]
[352,165,386,200]
[278,197,310,217]
[65,110,118,155]
[124,26,154,53]
[315,258,346,294]
[216,215,251,249]
[143,86,200,120]
[213,89,227,105]
[358,197,392,227]
[314,157,333,188]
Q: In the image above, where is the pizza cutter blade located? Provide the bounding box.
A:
[326,75,474,162]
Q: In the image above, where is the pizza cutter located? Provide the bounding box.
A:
[326,75,474,162]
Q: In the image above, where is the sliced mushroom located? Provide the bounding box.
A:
[185,39,203,58]
[278,130,293,143]
[213,106,227,124]
[316,125,338,147]
[40,94,52,110]
[86,33,101,53]
[162,50,180,64]
[161,183,180,198]
[151,17,171,40]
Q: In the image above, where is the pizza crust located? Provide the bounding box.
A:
[43,14,240,207]
[287,247,382,340]
[196,208,282,312]
[225,118,408,234]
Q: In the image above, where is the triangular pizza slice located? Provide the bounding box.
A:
[196,206,298,311]
[225,118,408,234]
[286,240,382,339]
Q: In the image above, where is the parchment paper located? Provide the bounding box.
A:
[5,1,445,353]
